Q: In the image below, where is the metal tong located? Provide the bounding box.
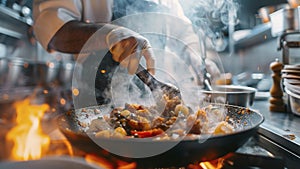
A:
[198,29,213,91]
[136,64,181,99]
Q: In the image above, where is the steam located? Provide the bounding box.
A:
[179,0,239,51]
[69,1,240,159]
[74,0,241,109]
[110,67,156,107]
[108,0,240,100]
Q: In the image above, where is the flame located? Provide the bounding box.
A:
[85,153,224,169]
[62,139,74,156]
[6,98,50,160]
[85,154,115,169]
[199,158,224,169]
[85,154,136,169]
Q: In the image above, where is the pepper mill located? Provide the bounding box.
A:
[269,59,285,112]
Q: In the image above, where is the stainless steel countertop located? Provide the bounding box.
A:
[252,99,300,156]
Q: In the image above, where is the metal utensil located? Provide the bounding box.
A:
[203,68,213,91]
[198,29,213,91]
[4,58,35,87]
[269,6,300,37]
[201,85,257,107]
[258,4,289,23]
[58,61,74,87]
[135,64,181,99]
[0,58,8,86]
[36,61,60,86]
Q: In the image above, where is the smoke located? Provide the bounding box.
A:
[70,1,241,158]
[99,0,240,108]
[72,0,241,110]
[73,1,241,110]
[179,0,239,51]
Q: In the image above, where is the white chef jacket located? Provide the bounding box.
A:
[33,0,193,52]
[33,0,114,51]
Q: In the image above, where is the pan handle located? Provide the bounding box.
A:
[223,152,285,169]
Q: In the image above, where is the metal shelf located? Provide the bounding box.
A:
[234,23,275,50]
[0,5,32,41]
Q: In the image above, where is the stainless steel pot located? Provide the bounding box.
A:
[36,61,60,86]
[58,61,74,86]
[200,85,257,107]
[270,6,300,36]
[258,3,289,23]
[4,58,35,87]
[0,58,75,88]
[0,58,8,86]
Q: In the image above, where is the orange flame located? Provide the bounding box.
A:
[6,98,50,160]
[199,158,224,169]
[85,154,136,169]
[85,154,115,169]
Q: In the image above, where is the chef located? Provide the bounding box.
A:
[32,0,220,105]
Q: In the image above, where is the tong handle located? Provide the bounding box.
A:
[136,64,181,99]
[136,64,159,91]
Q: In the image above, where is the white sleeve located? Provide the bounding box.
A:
[33,0,82,51]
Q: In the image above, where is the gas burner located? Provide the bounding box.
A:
[219,152,285,169]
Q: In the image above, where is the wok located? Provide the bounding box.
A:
[57,104,264,168]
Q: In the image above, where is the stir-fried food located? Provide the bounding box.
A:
[80,95,234,139]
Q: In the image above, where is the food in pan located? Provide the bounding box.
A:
[77,95,236,139]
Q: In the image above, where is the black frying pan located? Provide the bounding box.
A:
[56,104,264,168]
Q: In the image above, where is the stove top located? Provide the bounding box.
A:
[0,135,287,169]
[251,100,300,169]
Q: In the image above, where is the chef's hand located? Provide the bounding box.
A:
[106,27,155,75]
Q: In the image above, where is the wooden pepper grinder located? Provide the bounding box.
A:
[269,59,285,112]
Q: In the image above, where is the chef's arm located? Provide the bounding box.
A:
[49,21,118,54]
[48,20,155,74]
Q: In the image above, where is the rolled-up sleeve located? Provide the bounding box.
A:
[33,0,82,51]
